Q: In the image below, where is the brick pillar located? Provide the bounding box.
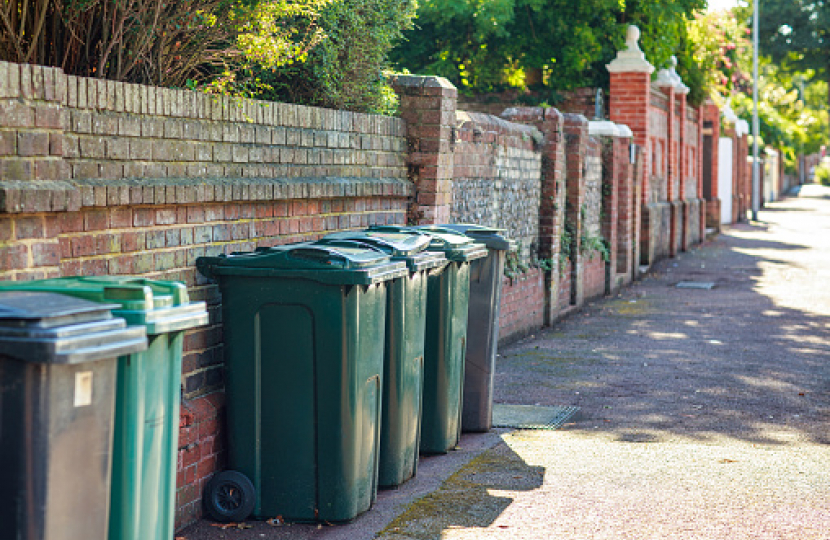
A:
[563,114,589,308]
[503,106,566,324]
[618,131,636,281]
[590,120,635,291]
[392,75,456,224]
[702,100,720,230]
[738,124,750,221]
[663,83,682,256]
[654,56,690,256]
[678,92,691,252]
[608,26,654,269]
[697,104,707,242]
[734,128,744,222]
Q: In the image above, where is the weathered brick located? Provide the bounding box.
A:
[0,130,16,155]
[2,158,34,180]
[121,231,145,252]
[17,131,49,156]
[35,105,62,129]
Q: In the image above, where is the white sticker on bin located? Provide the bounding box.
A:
[74,371,93,407]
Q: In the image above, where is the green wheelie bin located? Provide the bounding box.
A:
[318,230,447,487]
[369,226,488,454]
[0,277,208,540]
[418,225,516,432]
[0,291,147,540]
[196,244,406,522]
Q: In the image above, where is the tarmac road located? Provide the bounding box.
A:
[181,184,830,540]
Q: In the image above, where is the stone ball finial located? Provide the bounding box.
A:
[626,25,642,52]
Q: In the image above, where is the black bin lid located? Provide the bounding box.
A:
[0,292,147,364]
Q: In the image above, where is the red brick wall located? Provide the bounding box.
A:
[392,75,456,224]
[558,260,572,311]
[583,253,606,301]
[559,87,606,119]
[648,89,669,203]
[498,269,545,343]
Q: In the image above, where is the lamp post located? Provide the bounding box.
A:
[751,0,760,221]
[796,77,805,185]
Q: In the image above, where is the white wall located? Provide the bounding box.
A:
[718,138,733,224]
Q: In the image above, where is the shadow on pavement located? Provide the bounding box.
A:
[378,443,544,538]
[495,202,830,448]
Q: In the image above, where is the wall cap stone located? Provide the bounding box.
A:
[589,120,625,138]
[390,74,456,90]
[654,56,690,95]
[607,25,655,74]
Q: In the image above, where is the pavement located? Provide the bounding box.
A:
[179,183,830,540]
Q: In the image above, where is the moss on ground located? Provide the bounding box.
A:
[375,443,545,539]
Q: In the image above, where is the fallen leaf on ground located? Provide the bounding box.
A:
[211,523,252,530]
[718,459,738,464]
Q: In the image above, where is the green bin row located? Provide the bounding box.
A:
[196,225,501,523]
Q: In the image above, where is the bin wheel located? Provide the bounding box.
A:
[204,470,256,523]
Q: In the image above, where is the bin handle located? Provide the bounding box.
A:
[314,238,388,254]
[288,247,349,268]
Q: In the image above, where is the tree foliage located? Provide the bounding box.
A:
[229,0,416,114]
[758,0,830,80]
[681,10,752,103]
[730,61,828,168]
[390,0,705,93]
[0,0,246,87]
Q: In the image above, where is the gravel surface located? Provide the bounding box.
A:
[181,185,830,540]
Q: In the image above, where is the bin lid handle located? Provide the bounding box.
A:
[313,238,388,254]
[289,247,351,268]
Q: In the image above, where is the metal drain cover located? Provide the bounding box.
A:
[492,404,580,430]
[676,281,716,289]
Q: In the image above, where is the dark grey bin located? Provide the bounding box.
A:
[0,291,147,540]
[417,224,516,432]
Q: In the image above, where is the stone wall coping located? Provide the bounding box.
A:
[456,109,543,139]
[588,120,631,138]
[0,177,411,213]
